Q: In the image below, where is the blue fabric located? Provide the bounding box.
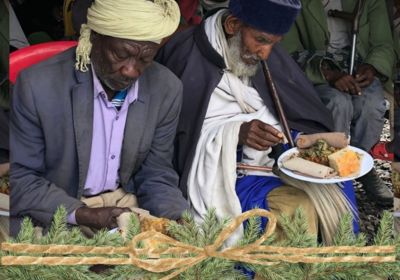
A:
[229,0,301,35]
[340,180,360,233]
[283,129,301,150]
[234,137,359,279]
[111,89,128,110]
[236,176,360,234]
[236,175,282,231]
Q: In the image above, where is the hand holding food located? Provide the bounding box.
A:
[239,119,285,151]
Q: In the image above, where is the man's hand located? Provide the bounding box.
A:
[355,63,376,88]
[333,74,362,95]
[239,119,284,151]
[75,206,132,230]
[323,69,361,95]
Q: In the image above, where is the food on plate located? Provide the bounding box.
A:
[281,138,362,179]
[328,148,361,177]
[296,132,348,149]
[298,139,340,166]
[282,157,337,178]
[0,177,9,195]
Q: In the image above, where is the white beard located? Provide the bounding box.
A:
[227,32,259,78]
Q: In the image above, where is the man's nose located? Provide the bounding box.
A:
[120,60,141,79]
[257,45,274,61]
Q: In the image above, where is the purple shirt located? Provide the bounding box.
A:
[68,69,138,224]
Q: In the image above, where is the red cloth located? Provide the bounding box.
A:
[370,142,394,161]
[9,41,78,84]
[179,0,202,25]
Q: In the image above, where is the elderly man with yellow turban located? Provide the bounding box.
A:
[10,0,189,236]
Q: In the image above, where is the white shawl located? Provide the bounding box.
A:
[187,10,281,244]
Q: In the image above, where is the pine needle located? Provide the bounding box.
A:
[2,207,399,280]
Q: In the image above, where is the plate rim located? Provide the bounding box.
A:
[277,146,374,184]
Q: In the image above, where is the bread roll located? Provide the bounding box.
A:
[282,157,337,178]
[296,132,348,149]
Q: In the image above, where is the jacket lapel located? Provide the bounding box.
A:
[71,68,94,198]
[119,74,150,185]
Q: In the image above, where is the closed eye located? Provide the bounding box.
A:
[256,36,273,44]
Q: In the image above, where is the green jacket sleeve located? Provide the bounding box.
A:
[360,0,395,82]
[281,24,340,86]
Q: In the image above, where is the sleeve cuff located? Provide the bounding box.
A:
[67,209,77,225]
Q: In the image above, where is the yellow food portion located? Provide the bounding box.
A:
[328,148,361,177]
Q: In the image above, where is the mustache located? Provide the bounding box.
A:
[242,53,262,62]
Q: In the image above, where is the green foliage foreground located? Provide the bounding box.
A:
[0,207,399,280]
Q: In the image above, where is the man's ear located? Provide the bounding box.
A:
[224,15,242,36]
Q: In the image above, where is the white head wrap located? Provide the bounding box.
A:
[75,0,180,72]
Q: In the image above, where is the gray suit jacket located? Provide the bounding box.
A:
[10,48,189,233]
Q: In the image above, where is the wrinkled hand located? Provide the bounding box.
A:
[239,119,284,151]
[75,206,132,230]
[333,74,362,95]
[323,69,361,95]
[355,63,376,88]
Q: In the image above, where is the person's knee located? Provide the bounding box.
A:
[267,186,314,216]
[357,80,386,114]
[356,94,386,119]
[317,87,352,114]
[329,92,352,111]
[289,187,314,212]
[267,186,318,235]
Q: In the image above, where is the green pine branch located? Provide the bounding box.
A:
[1,207,400,280]
[168,209,246,279]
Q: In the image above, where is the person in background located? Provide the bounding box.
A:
[179,0,229,25]
[10,0,188,236]
[368,0,399,162]
[280,0,395,206]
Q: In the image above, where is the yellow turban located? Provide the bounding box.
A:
[75,0,180,72]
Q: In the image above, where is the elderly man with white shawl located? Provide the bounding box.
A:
[158,0,359,245]
[10,0,189,236]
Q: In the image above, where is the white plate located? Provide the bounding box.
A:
[277,146,374,184]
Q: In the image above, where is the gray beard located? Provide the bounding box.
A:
[227,33,259,78]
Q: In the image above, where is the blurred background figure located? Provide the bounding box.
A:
[281,0,395,206]
[9,0,28,50]
[390,0,400,236]
[68,0,231,37]
[11,0,65,44]
[179,0,229,25]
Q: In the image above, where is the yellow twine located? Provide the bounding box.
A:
[1,209,397,280]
